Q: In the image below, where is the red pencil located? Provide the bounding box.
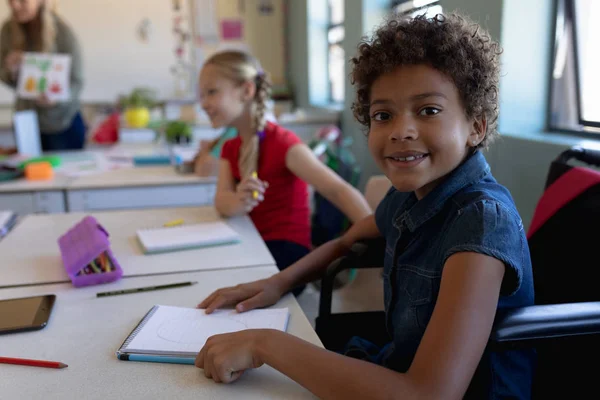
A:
[0,356,67,369]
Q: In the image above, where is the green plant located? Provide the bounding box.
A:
[164,120,192,143]
[119,87,157,109]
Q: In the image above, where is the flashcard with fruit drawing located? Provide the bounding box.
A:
[16,52,72,102]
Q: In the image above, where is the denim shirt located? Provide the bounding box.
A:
[374,151,534,399]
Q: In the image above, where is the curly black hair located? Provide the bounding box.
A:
[351,13,502,148]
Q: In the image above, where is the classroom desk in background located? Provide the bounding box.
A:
[0,207,275,288]
[0,176,69,214]
[65,166,216,212]
[0,267,320,399]
[0,164,216,215]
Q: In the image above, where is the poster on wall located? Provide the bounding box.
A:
[16,52,71,102]
[221,19,243,40]
[195,0,219,44]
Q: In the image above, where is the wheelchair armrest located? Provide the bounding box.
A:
[318,237,386,317]
[490,301,600,349]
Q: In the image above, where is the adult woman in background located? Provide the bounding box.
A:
[0,0,85,151]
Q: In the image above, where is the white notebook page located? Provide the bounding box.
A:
[123,305,290,356]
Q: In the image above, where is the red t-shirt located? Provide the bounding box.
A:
[221,122,311,249]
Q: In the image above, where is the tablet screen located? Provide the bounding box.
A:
[0,295,54,332]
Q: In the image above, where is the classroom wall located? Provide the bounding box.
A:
[286,0,309,108]
[439,0,503,40]
[206,0,287,86]
[498,0,554,134]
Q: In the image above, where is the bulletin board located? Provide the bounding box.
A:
[192,0,287,88]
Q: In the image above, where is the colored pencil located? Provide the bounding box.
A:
[0,357,67,369]
[96,281,198,298]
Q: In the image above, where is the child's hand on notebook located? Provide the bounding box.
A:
[198,277,284,314]
[235,175,268,212]
[195,329,268,383]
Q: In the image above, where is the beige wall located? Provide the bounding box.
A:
[197,0,287,86]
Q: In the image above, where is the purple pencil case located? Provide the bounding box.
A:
[58,216,123,288]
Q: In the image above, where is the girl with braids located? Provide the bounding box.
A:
[198,50,371,293]
[0,0,85,151]
[196,14,533,399]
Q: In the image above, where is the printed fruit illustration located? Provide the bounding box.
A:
[25,76,36,92]
[38,76,47,92]
[49,82,62,94]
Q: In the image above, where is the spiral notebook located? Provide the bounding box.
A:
[116,305,290,364]
[136,221,241,254]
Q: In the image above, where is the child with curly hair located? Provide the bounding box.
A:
[194,13,534,399]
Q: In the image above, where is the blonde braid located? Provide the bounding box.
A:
[239,132,259,180]
[239,72,272,179]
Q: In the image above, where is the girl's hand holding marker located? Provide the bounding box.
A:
[236,172,268,212]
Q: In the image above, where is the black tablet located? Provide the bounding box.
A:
[0,294,56,335]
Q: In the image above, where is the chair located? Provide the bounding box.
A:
[315,146,600,398]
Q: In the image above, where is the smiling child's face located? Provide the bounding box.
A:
[367,64,485,199]
[198,64,247,129]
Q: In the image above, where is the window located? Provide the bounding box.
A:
[550,0,600,133]
[392,0,442,18]
[327,0,344,103]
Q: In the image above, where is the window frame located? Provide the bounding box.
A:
[547,0,600,137]
[569,0,600,128]
[326,1,344,104]
[392,0,441,17]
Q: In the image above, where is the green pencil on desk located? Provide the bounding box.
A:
[96,281,197,298]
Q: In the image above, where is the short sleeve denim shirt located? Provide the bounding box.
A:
[374,151,534,399]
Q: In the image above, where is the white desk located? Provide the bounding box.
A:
[0,207,274,288]
[66,166,216,212]
[1,144,217,214]
[0,267,320,399]
[0,176,69,214]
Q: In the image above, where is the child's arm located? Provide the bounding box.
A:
[213,160,266,217]
[286,144,373,222]
[193,140,219,177]
[199,214,381,313]
[197,251,505,400]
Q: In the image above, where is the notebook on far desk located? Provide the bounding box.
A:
[0,210,17,238]
[116,305,290,364]
[136,221,241,254]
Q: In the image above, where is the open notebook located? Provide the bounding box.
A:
[117,305,290,364]
[136,221,241,254]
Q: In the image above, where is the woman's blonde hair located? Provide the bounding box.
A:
[204,50,272,179]
[9,0,57,53]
